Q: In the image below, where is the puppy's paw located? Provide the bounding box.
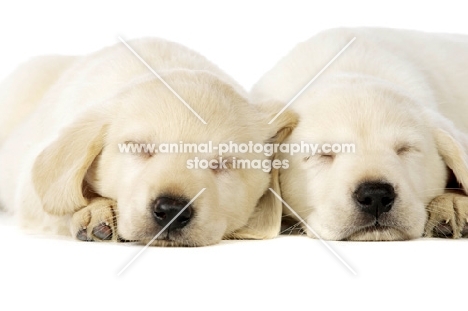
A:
[425,193,468,239]
[71,198,118,242]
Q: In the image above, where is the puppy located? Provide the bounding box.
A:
[0,38,297,246]
[251,28,468,241]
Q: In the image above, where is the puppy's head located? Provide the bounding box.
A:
[281,78,468,241]
[32,71,297,246]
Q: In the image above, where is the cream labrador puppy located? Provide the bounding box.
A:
[252,28,468,241]
[0,38,297,246]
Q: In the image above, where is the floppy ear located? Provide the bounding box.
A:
[257,101,299,145]
[430,111,468,193]
[231,101,298,239]
[32,111,107,216]
[433,128,468,193]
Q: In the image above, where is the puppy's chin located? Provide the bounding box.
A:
[345,226,410,241]
[120,235,220,247]
[119,226,223,247]
[141,239,215,247]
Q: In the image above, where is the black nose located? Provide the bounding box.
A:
[353,182,395,218]
[152,196,193,230]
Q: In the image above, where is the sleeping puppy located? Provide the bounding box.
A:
[251,28,468,241]
[0,38,297,246]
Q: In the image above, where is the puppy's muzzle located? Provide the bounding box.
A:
[353,182,395,218]
[152,196,193,231]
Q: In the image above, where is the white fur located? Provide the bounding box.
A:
[252,28,468,240]
[0,38,297,246]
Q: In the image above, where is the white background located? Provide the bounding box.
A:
[1,1,467,310]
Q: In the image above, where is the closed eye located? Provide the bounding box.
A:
[122,140,156,158]
[320,153,335,160]
[210,156,235,174]
[395,143,419,155]
[303,153,335,163]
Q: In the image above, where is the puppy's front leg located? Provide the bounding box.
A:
[425,192,468,239]
[71,198,118,242]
